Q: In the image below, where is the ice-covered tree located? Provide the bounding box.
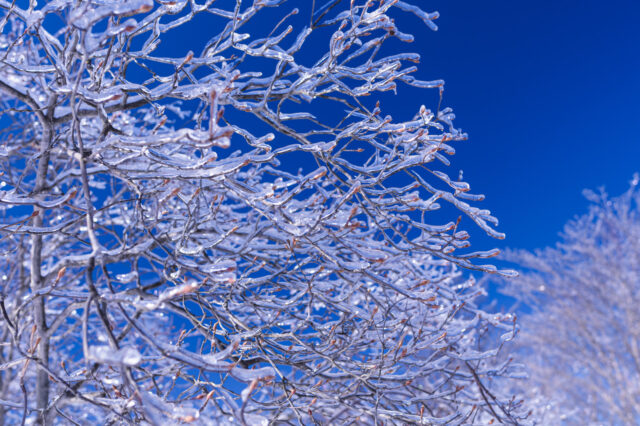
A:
[501,178,640,424]
[0,1,525,424]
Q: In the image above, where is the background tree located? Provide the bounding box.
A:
[0,0,526,424]
[500,177,640,424]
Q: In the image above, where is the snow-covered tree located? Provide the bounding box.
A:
[0,1,525,424]
[501,178,640,424]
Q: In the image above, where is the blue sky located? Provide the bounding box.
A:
[416,0,640,252]
[152,0,640,255]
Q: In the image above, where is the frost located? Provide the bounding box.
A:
[501,182,640,424]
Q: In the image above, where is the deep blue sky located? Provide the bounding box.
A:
[417,0,640,251]
[131,0,640,254]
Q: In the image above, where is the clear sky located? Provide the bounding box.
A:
[415,0,640,252]
[154,0,640,255]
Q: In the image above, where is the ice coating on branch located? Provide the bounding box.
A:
[139,391,200,425]
[69,0,153,29]
[88,346,142,366]
[0,189,76,208]
[394,1,440,31]
[0,0,526,424]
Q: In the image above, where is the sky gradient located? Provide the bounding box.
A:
[419,0,640,251]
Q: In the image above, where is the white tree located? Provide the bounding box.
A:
[0,1,526,424]
[501,178,640,425]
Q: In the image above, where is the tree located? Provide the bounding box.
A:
[500,177,640,424]
[0,1,526,424]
